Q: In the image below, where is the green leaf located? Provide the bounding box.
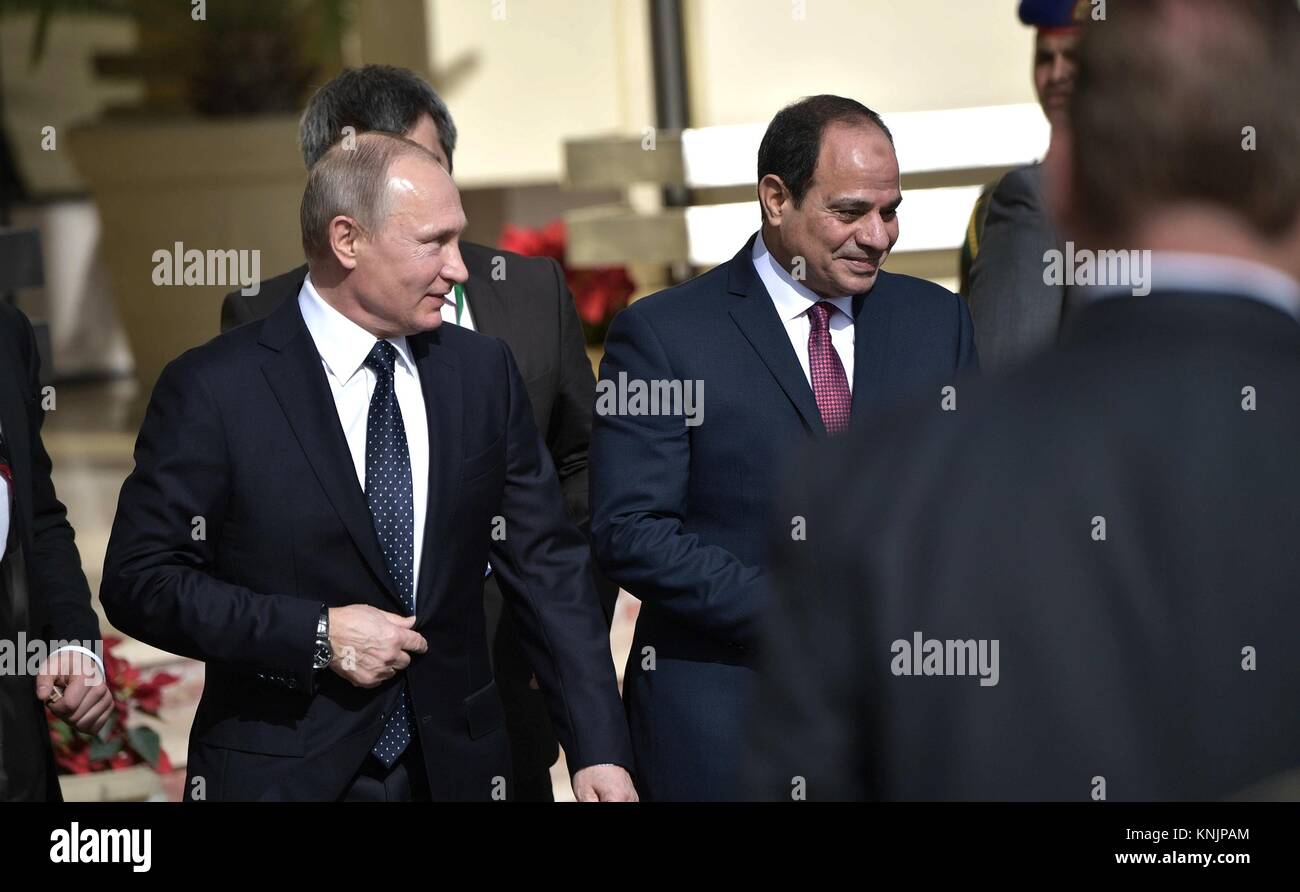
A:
[127,725,162,768]
[88,735,122,761]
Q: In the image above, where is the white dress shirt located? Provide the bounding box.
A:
[752,232,856,391]
[298,277,431,603]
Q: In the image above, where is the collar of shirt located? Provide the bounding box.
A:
[1083,251,1300,321]
[298,275,417,382]
[752,232,855,322]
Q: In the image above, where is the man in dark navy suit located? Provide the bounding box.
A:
[590,95,978,800]
[103,133,635,801]
[222,66,615,800]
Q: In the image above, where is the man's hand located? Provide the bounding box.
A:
[572,764,638,802]
[328,605,428,688]
[36,650,114,736]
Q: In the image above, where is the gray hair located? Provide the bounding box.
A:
[300,132,439,264]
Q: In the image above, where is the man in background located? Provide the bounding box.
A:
[1,302,112,800]
[748,0,1300,800]
[961,0,1086,369]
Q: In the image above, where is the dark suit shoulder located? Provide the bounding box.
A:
[616,260,734,323]
[869,271,968,332]
[0,300,33,356]
[874,270,961,304]
[989,163,1044,211]
[221,264,308,331]
[160,318,270,388]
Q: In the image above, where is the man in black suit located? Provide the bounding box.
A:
[103,133,636,801]
[747,0,1300,801]
[0,302,112,800]
[590,96,977,800]
[221,65,612,800]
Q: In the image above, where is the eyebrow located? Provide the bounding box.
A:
[415,220,467,241]
[828,195,903,211]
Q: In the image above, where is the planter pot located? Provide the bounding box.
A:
[58,764,163,802]
[69,115,308,416]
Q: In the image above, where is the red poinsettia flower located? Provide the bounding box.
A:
[499,220,635,341]
[47,638,180,775]
[133,672,180,717]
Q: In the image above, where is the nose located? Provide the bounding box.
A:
[1050,52,1071,84]
[442,241,470,285]
[857,212,892,253]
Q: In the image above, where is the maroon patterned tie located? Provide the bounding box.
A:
[808,301,851,435]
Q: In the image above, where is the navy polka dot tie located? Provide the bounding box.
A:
[364,340,417,767]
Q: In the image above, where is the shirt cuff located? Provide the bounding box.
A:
[49,644,106,680]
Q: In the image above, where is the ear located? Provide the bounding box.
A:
[328,215,363,271]
[758,174,791,227]
[1041,123,1077,241]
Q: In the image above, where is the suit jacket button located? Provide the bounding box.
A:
[421,715,432,726]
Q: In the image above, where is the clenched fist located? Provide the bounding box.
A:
[37,649,115,736]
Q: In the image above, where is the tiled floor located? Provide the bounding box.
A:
[45,378,638,802]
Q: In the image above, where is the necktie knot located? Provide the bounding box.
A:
[365,340,398,378]
[808,301,837,332]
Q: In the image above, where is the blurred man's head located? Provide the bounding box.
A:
[300,132,468,338]
[1045,0,1300,275]
[299,65,458,173]
[757,95,900,299]
[1020,0,1086,127]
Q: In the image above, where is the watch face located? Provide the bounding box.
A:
[314,641,332,669]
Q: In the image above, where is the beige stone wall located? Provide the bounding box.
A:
[684,0,1037,125]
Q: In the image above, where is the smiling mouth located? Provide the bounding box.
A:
[841,257,880,273]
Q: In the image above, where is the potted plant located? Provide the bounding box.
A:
[0,0,357,413]
[51,636,180,802]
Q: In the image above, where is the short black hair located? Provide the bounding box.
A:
[299,65,458,171]
[757,95,893,206]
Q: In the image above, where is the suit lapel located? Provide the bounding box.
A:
[727,236,827,437]
[411,329,463,623]
[851,274,895,420]
[258,296,406,611]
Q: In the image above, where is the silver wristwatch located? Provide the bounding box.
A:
[312,605,332,671]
